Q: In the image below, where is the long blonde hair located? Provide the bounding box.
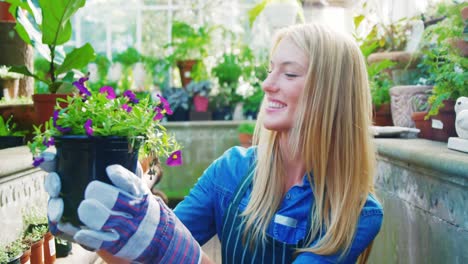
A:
[242,23,377,263]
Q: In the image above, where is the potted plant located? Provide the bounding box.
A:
[0,2,15,23]
[237,122,255,148]
[29,78,182,226]
[162,87,190,122]
[6,0,96,125]
[419,2,468,141]
[0,65,23,100]
[0,115,27,149]
[186,80,212,120]
[166,21,214,87]
[0,239,24,264]
[411,93,432,139]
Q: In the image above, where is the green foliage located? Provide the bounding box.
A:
[113,47,142,67]
[167,21,213,62]
[0,239,23,263]
[247,0,304,28]
[186,81,211,97]
[237,122,255,135]
[0,116,27,136]
[419,2,468,116]
[354,3,415,52]
[6,0,96,93]
[212,53,242,86]
[162,87,190,111]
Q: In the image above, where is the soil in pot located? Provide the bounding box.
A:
[411,111,432,139]
[55,136,141,226]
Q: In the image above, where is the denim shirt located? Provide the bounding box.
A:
[174,146,383,263]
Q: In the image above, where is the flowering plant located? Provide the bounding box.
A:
[29,77,182,167]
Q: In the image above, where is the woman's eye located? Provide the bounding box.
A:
[285,73,298,78]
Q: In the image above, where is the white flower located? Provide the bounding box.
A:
[454,64,463,74]
[236,79,255,99]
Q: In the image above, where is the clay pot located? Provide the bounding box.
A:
[373,103,393,126]
[43,232,56,264]
[430,100,457,142]
[0,2,15,23]
[32,94,70,126]
[20,248,31,264]
[411,111,432,139]
[176,60,197,88]
[30,238,44,264]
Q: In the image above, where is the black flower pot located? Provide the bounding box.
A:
[55,136,142,226]
[167,107,189,122]
[212,106,233,120]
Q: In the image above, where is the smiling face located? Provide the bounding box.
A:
[262,37,309,132]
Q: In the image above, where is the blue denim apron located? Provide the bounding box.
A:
[221,171,311,263]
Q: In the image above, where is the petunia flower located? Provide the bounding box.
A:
[42,137,55,148]
[166,150,182,166]
[153,107,164,121]
[53,110,72,134]
[99,86,116,99]
[84,119,93,136]
[123,90,139,104]
[72,77,91,97]
[157,94,173,115]
[122,104,132,113]
[33,157,45,167]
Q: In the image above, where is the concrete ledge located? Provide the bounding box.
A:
[0,146,35,178]
[375,138,468,186]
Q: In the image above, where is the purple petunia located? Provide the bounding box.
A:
[99,86,116,99]
[42,137,55,148]
[33,157,45,167]
[72,77,91,97]
[84,119,93,136]
[123,90,139,104]
[166,150,182,166]
[157,94,173,115]
[52,110,72,134]
[122,104,132,113]
[153,107,164,121]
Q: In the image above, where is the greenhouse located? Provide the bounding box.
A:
[0,0,467,263]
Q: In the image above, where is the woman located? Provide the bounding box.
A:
[45,23,383,263]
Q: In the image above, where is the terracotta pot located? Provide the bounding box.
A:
[0,2,15,23]
[238,133,253,148]
[30,238,44,264]
[20,248,31,264]
[411,111,432,139]
[430,100,457,142]
[43,232,56,264]
[176,60,197,88]
[452,39,468,57]
[32,94,70,126]
[192,95,209,112]
[373,103,393,126]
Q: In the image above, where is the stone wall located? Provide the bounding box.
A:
[157,121,244,198]
[368,139,468,264]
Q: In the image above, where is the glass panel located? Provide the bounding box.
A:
[142,10,169,57]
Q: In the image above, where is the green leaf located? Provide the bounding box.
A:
[55,43,96,75]
[39,0,86,45]
[248,0,270,28]
[354,15,365,29]
[8,65,50,84]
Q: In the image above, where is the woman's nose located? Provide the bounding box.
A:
[262,74,279,93]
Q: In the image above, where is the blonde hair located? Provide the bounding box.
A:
[242,23,377,263]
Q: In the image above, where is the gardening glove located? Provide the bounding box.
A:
[41,152,81,241]
[74,164,201,264]
[41,152,144,242]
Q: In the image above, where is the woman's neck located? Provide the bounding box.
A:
[279,134,306,190]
